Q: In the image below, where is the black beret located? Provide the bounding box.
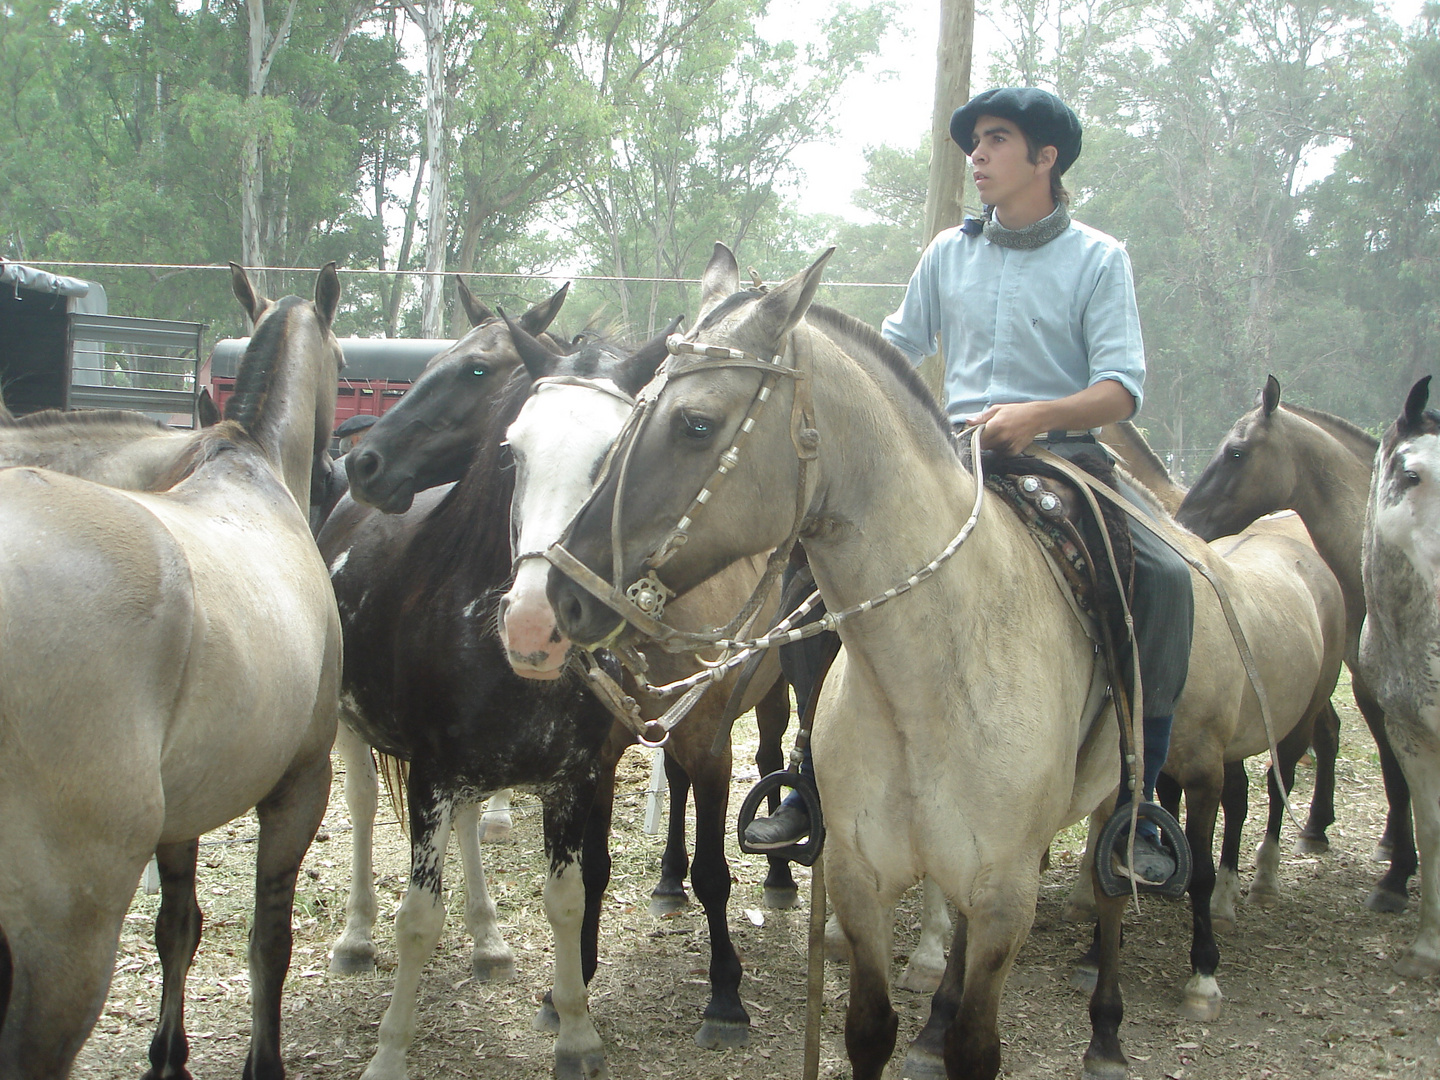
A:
[950,87,1083,176]
[334,413,379,439]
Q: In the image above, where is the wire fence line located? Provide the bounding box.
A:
[19,259,911,290]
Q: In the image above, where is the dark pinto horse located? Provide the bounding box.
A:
[0,264,342,1079]
[1176,376,1418,912]
[317,299,788,1078]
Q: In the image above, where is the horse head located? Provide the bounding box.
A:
[1176,374,1300,541]
[225,262,344,510]
[346,279,569,513]
[1374,376,1440,529]
[548,242,832,649]
[497,314,673,678]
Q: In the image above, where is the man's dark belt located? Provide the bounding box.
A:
[950,422,1098,445]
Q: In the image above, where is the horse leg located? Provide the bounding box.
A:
[541,784,610,1080]
[143,839,203,1080]
[479,788,514,843]
[330,722,379,975]
[1213,761,1248,934]
[902,914,966,1079]
[1391,728,1440,977]
[1296,701,1339,853]
[245,750,331,1080]
[1179,772,1223,1023]
[898,877,953,994]
[361,774,455,1080]
[453,800,515,982]
[649,750,691,916]
[1083,887,1127,1080]
[1252,723,1310,908]
[835,888,898,1080]
[1064,810,1105,924]
[940,878,1038,1080]
[753,676,799,909]
[685,750,750,1049]
[1355,675,1417,911]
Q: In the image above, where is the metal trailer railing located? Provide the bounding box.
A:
[69,312,204,423]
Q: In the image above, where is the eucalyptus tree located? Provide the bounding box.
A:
[557,0,891,337]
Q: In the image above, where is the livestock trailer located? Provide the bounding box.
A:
[202,337,451,431]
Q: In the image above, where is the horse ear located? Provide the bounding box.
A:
[751,247,835,346]
[230,262,266,325]
[1402,376,1432,432]
[314,262,341,328]
[519,282,570,336]
[499,307,560,380]
[456,275,494,326]
[196,387,221,428]
[699,243,740,310]
[623,315,682,388]
[1261,374,1280,417]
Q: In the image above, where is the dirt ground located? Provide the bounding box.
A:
[71,681,1440,1080]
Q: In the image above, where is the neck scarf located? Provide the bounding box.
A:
[983,202,1071,250]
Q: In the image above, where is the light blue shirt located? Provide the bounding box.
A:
[881,217,1146,424]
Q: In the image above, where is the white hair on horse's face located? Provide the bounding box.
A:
[1374,432,1440,588]
[500,379,634,677]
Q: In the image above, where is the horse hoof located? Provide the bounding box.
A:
[1179,990,1223,1022]
[1082,1053,1129,1080]
[648,892,689,917]
[1062,899,1097,923]
[1069,963,1099,992]
[1210,914,1236,935]
[533,999,560,1033]
[1394,951,1440,979]
[1248,884,1280,909]
[1365,886,1409,914]
[1372,839,1395,863]
[479,816,513,843]
[329,944,377,975]
[554,1049,609,1080]
[471,953,516,982]
[900,1047,946,1079]
[695,1018,749,1049]
[896,960,943,995]
[762,885,799,910]
[1293,834,1329,855]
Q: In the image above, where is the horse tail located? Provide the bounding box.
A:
[375,751,410,837]
[0,919,12,1033]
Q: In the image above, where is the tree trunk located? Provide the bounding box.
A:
[406,0,450,338]
[240,0,297,305]
[919,0,974,396]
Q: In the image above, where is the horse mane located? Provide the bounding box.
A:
[1281,402,1377,457]
[224,296,302,434]
[409,369,533,599]
[9,408,172,434]
[804,303,953,442]
[146,423,249,491]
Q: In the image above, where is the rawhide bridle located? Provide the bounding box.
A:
[543,324,992,746]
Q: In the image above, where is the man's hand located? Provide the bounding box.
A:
[970,401,1049,454]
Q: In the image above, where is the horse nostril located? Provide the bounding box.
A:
[496,595,510,630]
[349,448,380,483]
[560,590,585,634]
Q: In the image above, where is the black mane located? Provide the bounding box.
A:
[225,296,303,432]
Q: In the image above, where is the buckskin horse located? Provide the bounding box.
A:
[0,264,343,1079]
[1176,376,1418,913]
[543,244,1349,1077]
[1359,375,1440,977]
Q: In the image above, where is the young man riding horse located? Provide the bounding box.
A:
[746,87,1193,886]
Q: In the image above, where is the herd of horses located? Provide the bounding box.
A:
[0,250,1437,1080]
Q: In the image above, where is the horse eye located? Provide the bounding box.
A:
[678,411,715,440]
[472,365,489,378]
[1404,469,1421,486]
[1228,448,1243,461]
